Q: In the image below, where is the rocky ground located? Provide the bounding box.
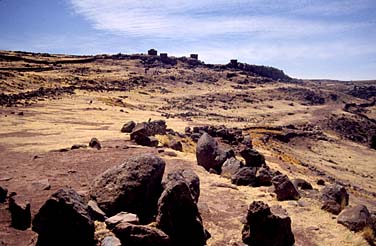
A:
[0,50,375,245]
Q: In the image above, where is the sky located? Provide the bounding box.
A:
[0,0,376,80]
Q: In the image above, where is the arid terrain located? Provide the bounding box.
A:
[0,50,375,246]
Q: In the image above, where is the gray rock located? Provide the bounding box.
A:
[242,201,295,246]
[321,184,349,215]
[32,188,94,246]
[105,212,139,229]
[113,222,170,246]
[221,157,243,179]
[9,195,31,230]
[163,169,200,203]
[101,236,121,246]
[156,180,207,246]
[88,200,106,222]
[90,154,165,223]
[231,167,257,186]
[337,205,370,232]
[196,132,227,172]
[272,175,300,201]
[121,121,136,133]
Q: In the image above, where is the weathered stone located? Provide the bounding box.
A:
[88,200,106,222]
[105,212,139,229]
[317,179,325,186]
[30,179,51,191]
[337,205,370,232]
[90,154,165,223]
[168,140,183,152]
[113,222,170,246]
[321,184,349,215]
[231,167,257,186]
[239,147,265,167]
[196,132,227,172]
[255,166,273,186]
[9,195,31,230]
[272,175,300,201]
[101,236,121,246]
[71,144,87,150]
[163,169,200,203]
[221,157,243,179]
[242,201,295,246]
[89,138,101,150]
[156,180,207,246]
[32,188,94,246]
[0,185,7,203]
[121,121,136,133]
[293,178,313,190]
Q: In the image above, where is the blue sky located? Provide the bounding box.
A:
[1,0,376,80]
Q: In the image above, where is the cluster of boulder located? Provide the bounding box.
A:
[27,154,208,245]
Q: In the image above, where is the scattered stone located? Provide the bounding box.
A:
[0,186,8,203]
[255,166,273,186]
[196,132,227,172]
[30,178,51,191]
[163,169,200,203]
[210,182,238,190]
[9,195,31,230]
[113,222,170,246]
[101,236,121,246]
[71,144,87,150]
[231,167,257,186]
[317,179,325,186]
[167,140,183,152]
[121,121,136,133]
[221,157,243,179]
[337,205,370,232]
[242,201,295,246]
[156,180,207,246]
[321,184,349,215]
[88,200,106,222]
[0,176,12,182]
[162,151,178,157]
[239,147,265,167]
[90,154,165,223]
[105,212,139,229]
[32,188,94,246]
[272,174,300,201]
[293,178,313,190]
[89,138,102,150]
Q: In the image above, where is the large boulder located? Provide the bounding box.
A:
[156,180,207,246]
[113,222,170,246]
[196,132,227,172]
[90,154,165,223]
[221,157,243,179]
[231,167,257,186]
[242,201,295,246]
[121,121,136,133]
[239,147,265,167]
[272,175,300,201]
[9,195,31,230]
[337,205,370,232]
[321,184,349,215]
[255,166,273,186]
[163,169,200,203]
[32,188,94,246]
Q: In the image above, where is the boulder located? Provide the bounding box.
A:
[9,195,31,230]
[167,140,183,152]
[105,212,139,229]
[90,154,165,223]
[272,175,300,201]
[221,157,243,179]
[32,188,94,246]
[163,169,200,203]
[337,205,370,232]
[121,121,136,133]
[321,184,349,215]
[242,201,295,246]
[101,236,121,246]
[292,178,313,190]
[0,185,7,203]
[196,132,227,172]
[255,166,273,186]
[231,167,257,186]
[89,138,102,150]
[239,147,265,167]
[156,180,207,246]
[317,179,325,186]
[88,200,106,222]
[113,222,170,246]
[130,120,167,140]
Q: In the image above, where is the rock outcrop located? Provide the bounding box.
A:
[90,154,165,223]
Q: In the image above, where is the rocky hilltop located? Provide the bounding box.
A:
[0,50,375,246]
